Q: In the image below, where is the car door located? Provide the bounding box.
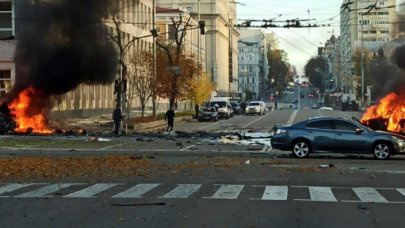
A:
[333,120,369,153]
[305,119,335,151]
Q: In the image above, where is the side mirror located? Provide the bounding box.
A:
[355,128,363,134]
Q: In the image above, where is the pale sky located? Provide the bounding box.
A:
[237,0,342,76]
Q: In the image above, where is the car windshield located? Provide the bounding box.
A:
[249,102,260,106]
[230,102,238,107]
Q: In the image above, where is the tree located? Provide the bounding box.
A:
[352,48,373,98]
[304,56,327,89]
[127,51,154,117]
[267,49,290,96]
[156,15,201,109]
[189,72,213,105]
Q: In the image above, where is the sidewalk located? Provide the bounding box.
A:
[49,114,194,134]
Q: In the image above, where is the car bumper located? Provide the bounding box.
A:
[246,110,260,114]
[393,140,405,153]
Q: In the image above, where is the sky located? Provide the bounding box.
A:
[236,0,343,76]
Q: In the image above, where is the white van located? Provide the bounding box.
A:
[209,97,233,119]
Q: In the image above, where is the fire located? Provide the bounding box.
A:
[8,87,52,133]
[361,92,405,132]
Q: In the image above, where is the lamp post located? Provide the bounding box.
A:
[361,12,365,108]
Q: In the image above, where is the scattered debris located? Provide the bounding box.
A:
[319,164,335,168]
[97,138,111,142]
[245,160,251,165]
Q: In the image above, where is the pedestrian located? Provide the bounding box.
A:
[274,100,278,110]
[112,105,122,135]
[195,103,199,118]
[165,107,175,132]
[240,102,246,114]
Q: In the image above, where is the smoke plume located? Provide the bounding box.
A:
[7,0,117,102]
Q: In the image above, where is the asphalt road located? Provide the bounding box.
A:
[1,100,405,228]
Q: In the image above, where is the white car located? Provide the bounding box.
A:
[319,106,333,111]
[245,101,266,115]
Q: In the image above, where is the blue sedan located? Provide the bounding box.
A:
[271,116,405,160]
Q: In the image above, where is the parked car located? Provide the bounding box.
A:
[230,101,242,115]
[197,107,218,122]
[245,101,266,115]
[311,103,319,109]
[319,106,333,111]
[271,116,405,160]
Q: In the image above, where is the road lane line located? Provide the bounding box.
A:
[353,187,388,203]
[0,184,33,197]
[309,187,337,202]
[15,184,78,198]
[261,186,288,200]
[112,183,160,198]
[180,145,196,151]
[286,110,298,125]
[64,183,119,198]
[204,184,244,199]
[100,143,126,150]
[197,121,220,130]
[242,114,268,128]
[160,184,202,199]
[260,146,269,153]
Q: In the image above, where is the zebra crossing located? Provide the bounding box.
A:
[1,183,405,204]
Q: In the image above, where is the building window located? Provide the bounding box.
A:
[168,24,176,40]
[249,66,253,72]
[0,70,11,97]
[0,1,13,39]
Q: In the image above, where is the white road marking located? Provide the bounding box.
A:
[197,121,219,130]
[261,186,288,200]
[180,145,196,151]
[397,188,405,197]
[205,184,244,199]
[160,184,202,198]
[353,187,388,203]
[242,114,268,128]
[15,183,77,198]
[112,183,160,198]
[64,183,119,198]
[286,110,298,125]
[99,143,126,150]
[308,187,337,202]
[0,183,33,197]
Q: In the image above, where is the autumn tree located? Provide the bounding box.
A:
[189,72,213,105]
[127,51,154,117]
[155,15,201,109]
[352,48,373,99]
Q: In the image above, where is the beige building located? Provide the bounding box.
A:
[156,0,239,97]
[155,6,206,71]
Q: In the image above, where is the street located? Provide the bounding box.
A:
[1,98,405,228]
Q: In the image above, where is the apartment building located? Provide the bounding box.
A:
[237,29,269,101]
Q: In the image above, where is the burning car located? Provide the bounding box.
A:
[361,92,405,135]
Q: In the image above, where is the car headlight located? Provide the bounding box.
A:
[392,136,404,145]
[274,129,287,135]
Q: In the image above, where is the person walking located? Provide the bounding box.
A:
[112,105,123,135]
[165,107,175,132]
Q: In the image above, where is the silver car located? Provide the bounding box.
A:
[245,101,266,115]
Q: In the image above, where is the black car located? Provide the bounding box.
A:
[197,107,219,122]
[230,101,242,115]
[271,116,405,160]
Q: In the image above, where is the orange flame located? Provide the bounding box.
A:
[361,92,405,132]
[8,87,52,133]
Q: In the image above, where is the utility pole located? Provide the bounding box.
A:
[361,13,365,108]
[152,0,157,117]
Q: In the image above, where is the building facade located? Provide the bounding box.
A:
[0,0,154,118]
[156,0,239,97]
[237,29,269,101]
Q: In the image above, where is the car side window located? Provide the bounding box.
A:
[334,120,357,131]
[306,120,333,130]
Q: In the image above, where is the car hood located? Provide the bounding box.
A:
[371,130,405,139]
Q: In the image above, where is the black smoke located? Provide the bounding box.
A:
[6,0,117,103]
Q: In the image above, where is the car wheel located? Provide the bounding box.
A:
[292,140,311,158]
[372,142,392,160]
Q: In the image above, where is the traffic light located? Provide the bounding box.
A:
[198,21,206,35]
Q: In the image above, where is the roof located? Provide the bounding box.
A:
[156,6,184,14]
